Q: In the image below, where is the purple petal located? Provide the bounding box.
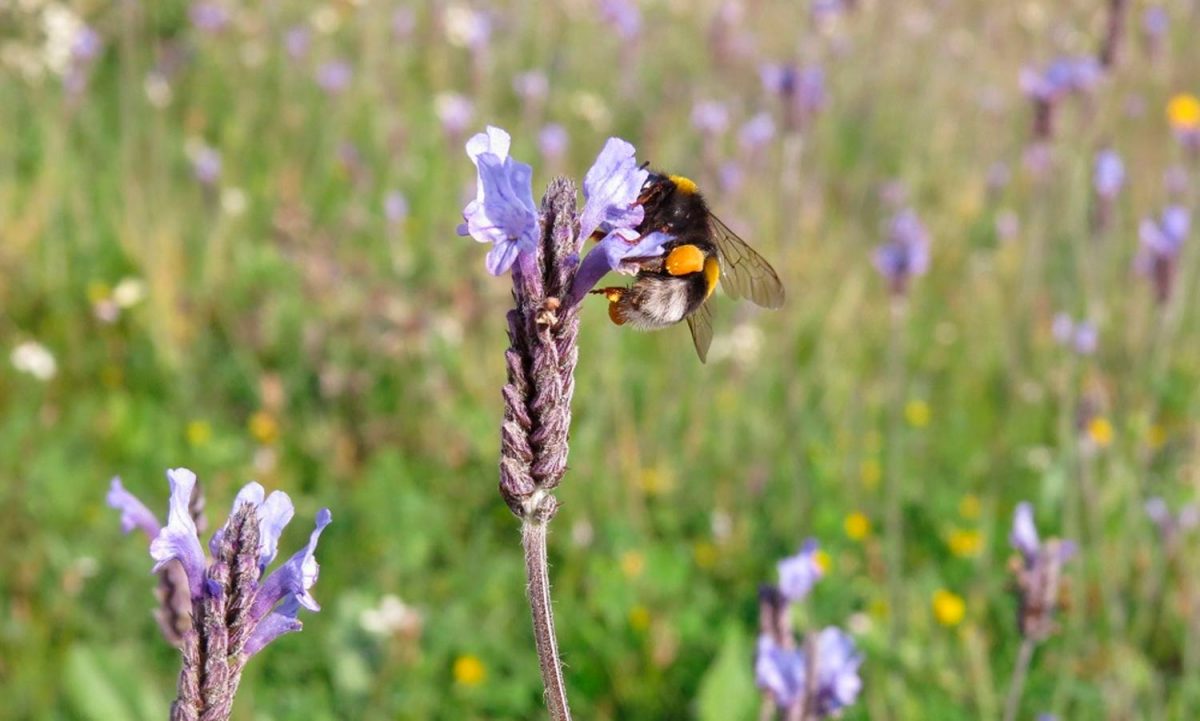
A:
[257,491,296,568]
[815,627,863,711]
[244,597,304,657]
[754,634,805,707]
[460,128,539,275]
[149,468,207,599]
[106,477,162,539]
[778,538,823,602]
[567,230,670,303]
[1010,501,1040,559]
[578,138,649,242]
[251,508,332,621]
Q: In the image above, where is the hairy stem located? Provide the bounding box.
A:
[1001,637,1037,721]
[522,516,572,721]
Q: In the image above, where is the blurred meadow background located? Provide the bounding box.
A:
[4,0,1200,718]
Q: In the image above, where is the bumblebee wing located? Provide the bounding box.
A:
[710,215,785,309]
[686,299,714,363]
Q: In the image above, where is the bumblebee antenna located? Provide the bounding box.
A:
[638,160,650,170]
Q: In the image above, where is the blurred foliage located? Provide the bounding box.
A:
[2,0,1200,719]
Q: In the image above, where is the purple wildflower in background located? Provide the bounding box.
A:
[597,0,642,41]
[1051,313,1098,355]
[777,538,824,602]
[1137,206,1190,303]
[719,161,744,193]
[1093,149,1124,199]
[189,2,231,33]
[64,26,103,96]
[109,469,331,718]
[513,70,550,104]
[192,145,222,186]
[457,126,539,276]
[384,190,409,225]
[874,209,930,296]
[284,25,311,61]
[315,60,353,94]
[436,93,475,138]
[755,544,862,719]
[1142,6,1168,58]
[538,123,568,161]
[691,100,731,136]
[762,63,827,131]
[1021,57,1103,140]
[738,112,776,153]
[1145,497,1199,545]
[1164,165,1189,198]
[1010,502,1075,641]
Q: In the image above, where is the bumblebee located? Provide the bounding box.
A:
[591,173,785,362]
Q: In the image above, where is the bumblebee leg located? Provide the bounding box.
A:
[589,287,628,325]
[664,244,706,276]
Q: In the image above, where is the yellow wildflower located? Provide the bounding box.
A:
[844,512,871,541]
[947,528,983,558]
[248,410,279,445]
[814,549,832,573]
[905,400,931,428]
[628,605,651,631]
[186,419,213,447]
[620,550,645,579]
[1147,423,1167,451]
[693,541,718,569]
[932,589,966,626]
[1087,417,1113,448]
[453,654,486,686]
[1168,93,1200,130]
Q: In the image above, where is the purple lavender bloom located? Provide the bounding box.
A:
[691,100,730,136]
[738,112,776,153]
[568,137,666,301]
[132,468,330,649]
[189,2,231,33]
[457,126,539,276]
[811,0,848,22]
[107,477,162,539]
[1073,321,1098,355]
[778,538,823,602]
[1093,149,1124,199]
[513,70,549,104]
[284,25,311,61]
[1021,56,1103,102]
[315,60,353,94]
[71,26,103,62]
[597,0,642,40]
[762,64,827,128]
[436,93,475,138]
[1146,497,1200,543]
[874,209,930,295]
[192,145,222,186]
[149,468,208,599]
[1010,502,1041,561]
[577,137,649,242]
[538,123,568,161]
[384,190,409,224]
[719,161,744,193]
[810,627,864,715]
[1143,6,1168,40]
[755,635,805,707]
[754,628,863,714]
[1137,206,1190,302]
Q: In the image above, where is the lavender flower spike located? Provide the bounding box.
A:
[874,208,930,295]
[110,469,332,720]
[1009,501,1075,641]
[458,126,540,275]
[150,468,207,600]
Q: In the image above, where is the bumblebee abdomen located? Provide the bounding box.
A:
[614,273,710,330]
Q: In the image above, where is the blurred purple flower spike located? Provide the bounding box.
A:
[539,123,569,161]
[1093,149,1124,199]
[1137,206,1190,303]
[190,2,231,33]
[874,209,930,295]
[598,0,642,40]
[316,60,353,94]
[778,538,824,602]
[1009,501,1075,641]
[457,126,540,276]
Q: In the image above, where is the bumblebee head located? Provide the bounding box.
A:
[639,173,710,234]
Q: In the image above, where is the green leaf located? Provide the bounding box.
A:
[695,623,758,721]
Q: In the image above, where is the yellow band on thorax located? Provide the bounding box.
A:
[668,175,698,195]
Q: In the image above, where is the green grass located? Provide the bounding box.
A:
[3,1,1200,719]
